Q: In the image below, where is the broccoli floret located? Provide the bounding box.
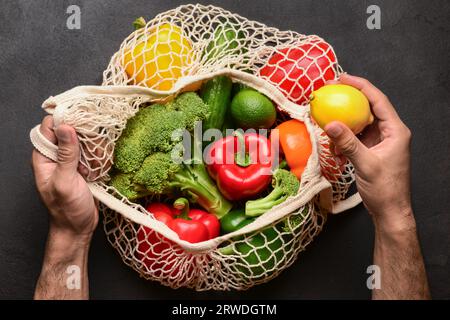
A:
[109,92,231,217]
[109,172,150,201]
[113,92,209,173]
[133,152,179,194]
[170,92,210,131]
[132,152,232,219]
[245,169,300,217]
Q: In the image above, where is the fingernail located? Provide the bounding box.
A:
[55,127,72,143]
[325,123,343,138]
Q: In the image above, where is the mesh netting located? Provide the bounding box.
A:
[31,4,357,290]
[102,187,327,290]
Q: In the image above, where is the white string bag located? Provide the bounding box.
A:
[30,4,361,291]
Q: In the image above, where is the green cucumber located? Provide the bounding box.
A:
[200,76,233,131]
[232,82,251,96]
[204,24,246,61]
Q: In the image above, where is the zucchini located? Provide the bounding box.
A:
[200,76,233,131]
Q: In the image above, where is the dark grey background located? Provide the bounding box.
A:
[0,0,449,299]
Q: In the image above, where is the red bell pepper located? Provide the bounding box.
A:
[136,200,219,275]
[138,199,219,248]
[169,198,220,242]
[259,38,337,105]
[136,203,177,276]
[206,131,272,201]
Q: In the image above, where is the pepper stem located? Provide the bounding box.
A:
[173,197,191,220]
[133,17,146,30]
[233,130,251,167]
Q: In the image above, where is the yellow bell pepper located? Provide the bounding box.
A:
[122,23,193,91]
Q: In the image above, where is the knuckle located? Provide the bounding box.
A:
[361,78,371,87]
[57,147,74,163]
[379,93,390,105]
[404,126,412,138]
[340,136,359,156]
[397,123,412,141]
[365,160,382,180]
[52,180,71,198]
[43,115,53,123]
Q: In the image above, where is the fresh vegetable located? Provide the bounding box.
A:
[221,82,249,134]
[283,207,308,232]
[113,92,209,173]
[245,169,299,217]
[136,226,174,275]
[136,202,176,276]
[123,151,232,218]
[169,198,220,243]
[136,199,219,278]
[220,208,255,234]
[310,84,374,134]
[230,90,276,129]
[204,23,246,60]
[231,82,250,96]
[221,111,235,134]
[273,119,312,179]
[123,21,193,90]
[110,92,232,218]
[135,202,179,277]
[206,131,272,201]
[200,76,233,131]
[259,39,337,104]
[132,17,147,30]
[109,172,150,200]
[219,227,283,278]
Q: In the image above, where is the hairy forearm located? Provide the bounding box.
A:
[34,228,91,300]
[372,208,430,300]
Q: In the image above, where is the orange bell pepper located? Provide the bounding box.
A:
[273,120,312,179]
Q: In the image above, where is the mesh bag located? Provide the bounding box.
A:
[30,4,361,290]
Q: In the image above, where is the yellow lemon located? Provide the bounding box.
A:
[122,23,193,91]
[310,84,374,134]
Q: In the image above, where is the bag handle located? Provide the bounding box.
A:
[30,125,58,162]
[40,69,309,120]
[331,193,362,214]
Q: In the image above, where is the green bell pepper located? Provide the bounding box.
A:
[219,198,308,279]
[220,208,254,234]
[219,225,284,278]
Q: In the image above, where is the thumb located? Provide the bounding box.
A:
[54,125,80,176]
[324,121,370,170]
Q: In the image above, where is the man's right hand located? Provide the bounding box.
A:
[324,74,414,233]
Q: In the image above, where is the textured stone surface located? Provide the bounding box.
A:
[0,0,448,299]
